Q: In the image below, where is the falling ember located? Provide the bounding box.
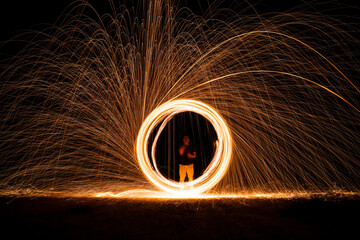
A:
[0,0,360,199]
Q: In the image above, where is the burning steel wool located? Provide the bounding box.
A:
[0,0,359,199]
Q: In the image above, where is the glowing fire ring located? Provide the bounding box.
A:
[136,99,232,195]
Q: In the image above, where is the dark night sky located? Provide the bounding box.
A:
[0,0,358,58]
[0,0,326,37]
[2,0,358,85]
[1,0,359,42]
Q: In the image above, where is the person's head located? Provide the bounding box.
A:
[183,136,190,146]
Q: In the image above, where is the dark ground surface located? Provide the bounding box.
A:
[1,196,360,239]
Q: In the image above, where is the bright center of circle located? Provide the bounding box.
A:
[136,99,232,195]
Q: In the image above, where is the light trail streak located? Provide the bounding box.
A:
[0,0,359,198]
[2,188,359,200]
[94,190,360,200]
[136,99,232,195]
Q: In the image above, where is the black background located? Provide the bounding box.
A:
[1,0,359,43]
[1,0,360,64]
[1,0,360,75]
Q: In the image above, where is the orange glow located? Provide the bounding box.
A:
[94,190,360,200]
[136,99,232,195]
[0,1,359,198]
[1,188,358,200]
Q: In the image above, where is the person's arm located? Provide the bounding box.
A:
[179,146,185,156]
[187,151,196,158]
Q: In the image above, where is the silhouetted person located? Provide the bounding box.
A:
[178,136,196,182]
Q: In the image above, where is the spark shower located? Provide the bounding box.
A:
[0,0,359,198]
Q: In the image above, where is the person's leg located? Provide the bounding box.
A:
[187,164,194,182]
[179,164,186,182]
[186,165,191,181]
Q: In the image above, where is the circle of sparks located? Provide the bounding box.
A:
[136,99,232,195]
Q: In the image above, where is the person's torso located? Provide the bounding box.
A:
[180,145,195,165]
